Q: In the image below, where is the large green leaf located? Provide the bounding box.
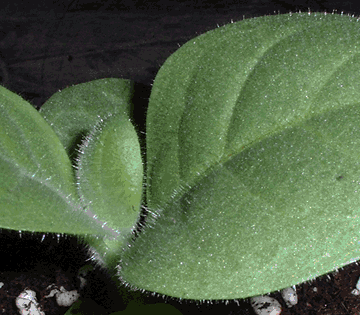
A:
[0,86,107,236]
[119,12,360,300]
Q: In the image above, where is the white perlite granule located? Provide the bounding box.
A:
[16,289,45,315]
[250,286,298,315]
[44,285,80,307]
[56,287,80,307]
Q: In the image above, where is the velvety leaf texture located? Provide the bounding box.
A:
[0,86,107,236]
[76,113,143,243]
[40,78,143,257]
[40,78,134,155]
[119,13,360,300]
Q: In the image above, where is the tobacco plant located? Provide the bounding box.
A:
[2,11,360,314]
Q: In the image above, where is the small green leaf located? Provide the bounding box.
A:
[119,12,360,300]
[76,113,143,243]
[40,78,134,159]
[0,86,107,236]
[40,78,143,249]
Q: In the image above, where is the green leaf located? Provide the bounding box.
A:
[76,112,143,245]
[119,12,360,300]
[0,86,107,236]
[40,78,135,160]
[41,78,143,247]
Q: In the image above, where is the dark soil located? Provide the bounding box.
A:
[0,269,77,315]
[0,229,128,315]
[263,262,360,315]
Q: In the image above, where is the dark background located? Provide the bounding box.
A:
[2,0,360,111]
[2,1,360,314]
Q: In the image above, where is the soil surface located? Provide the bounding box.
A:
[0,269,77,315]
[0,229,126,315]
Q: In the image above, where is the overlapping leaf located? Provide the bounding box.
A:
[40,78,143,257]
[40,78,134,158]
[0,78,143,265]
[76,113,143,244]
[0,86,106,236]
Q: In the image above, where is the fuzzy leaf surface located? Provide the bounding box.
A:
[40,78,134,158]
[40,78,143,248]
[76,113,143,244]
[0,86,107,236]
[119,13,360,300]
